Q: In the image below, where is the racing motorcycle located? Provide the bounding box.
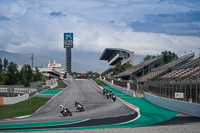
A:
[75,102,84,112]
[109,90,113,98]
[112,94,116,102]
[103,88,106,94]
[106,92,110,99]
[60,108,72,116]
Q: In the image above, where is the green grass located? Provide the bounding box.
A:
[94,80,107,86]
[51,80,67,90]
[0,97,50,120]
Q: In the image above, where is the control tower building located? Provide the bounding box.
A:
[64,33,73,75]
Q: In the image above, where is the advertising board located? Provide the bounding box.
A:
[64,33,73,48]
[175,92,184,98]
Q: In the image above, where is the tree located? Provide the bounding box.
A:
[5,62,19,85]
[0,72,7,85]
[0,58,2,72]
[64,72,67,78]
[19,64,34,87]
[143,55,156,61]
[161,51,178,64]
[3,58,8,71]
[33,67,43,81]
[112,63,132,76]
[0,58,6,84]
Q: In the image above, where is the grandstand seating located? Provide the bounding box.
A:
[160,66,200,80]
[139,53,195,81]
[114,56,162,78]
[179,57,200,68]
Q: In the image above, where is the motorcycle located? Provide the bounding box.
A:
[103,89,106,95]
[75,102,84,112]
[109,91,113,98]
[106,92,110,99]
[112,94,116,102]
[60,108,72,116]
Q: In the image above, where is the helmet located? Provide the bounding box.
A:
[60,105,63,109]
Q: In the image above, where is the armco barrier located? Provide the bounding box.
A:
[144,92,200,117]
[103,80,133,97]
[2,94,29,105]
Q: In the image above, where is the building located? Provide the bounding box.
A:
[99,48,134,77]
[35,60,65,79]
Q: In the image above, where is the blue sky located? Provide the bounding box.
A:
[0,0,200,71]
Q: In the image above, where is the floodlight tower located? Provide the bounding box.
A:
[64,33,73,77]
[31,53,34,68]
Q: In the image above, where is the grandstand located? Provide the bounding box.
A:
[100,48,134,77]
[101,50,200,104]
[139,53,195,81]
[114,56,162,79]
[147,53,200,104]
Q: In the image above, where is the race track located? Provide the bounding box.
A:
[0,80,137,131]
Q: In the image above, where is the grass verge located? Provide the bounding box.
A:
[94,80,107,86]
[0,97,50,120]
[51,80,68,90]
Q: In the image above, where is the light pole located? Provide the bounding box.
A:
[130,72,139,97]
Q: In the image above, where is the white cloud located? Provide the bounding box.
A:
[0,0,200,56]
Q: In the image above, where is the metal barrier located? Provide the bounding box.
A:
[145,92,200,117]
[103,80,134,97]
[1,94,29,105]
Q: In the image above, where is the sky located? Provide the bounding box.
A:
[0,0,200,71]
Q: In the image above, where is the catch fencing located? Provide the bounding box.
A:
[148,79,200,104]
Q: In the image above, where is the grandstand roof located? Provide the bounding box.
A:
[99,48,135,66]
[99,48,132,60]
[99,48,131,60]
[114,56,162,78]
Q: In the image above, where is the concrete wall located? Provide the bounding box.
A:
[45,79,58,89]
[103,80,134,97]
[2,94,29,105]
[144,92,200,117]
[0,88,37,94]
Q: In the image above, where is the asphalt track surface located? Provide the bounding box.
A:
[0,80,136,131]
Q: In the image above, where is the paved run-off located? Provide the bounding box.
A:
[98,86,178,128]
[40,90,62,95]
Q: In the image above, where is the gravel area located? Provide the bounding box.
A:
[10,123,200,133]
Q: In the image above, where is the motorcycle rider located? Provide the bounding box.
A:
[112,94,116,102]
[75,101,83,108]
[103,88,106,94]
[60,105,71,115]
[109,90,113,98]
[75,101,84,112]
[106,91,110,99]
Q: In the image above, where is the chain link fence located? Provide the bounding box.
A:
[148,79,200,104]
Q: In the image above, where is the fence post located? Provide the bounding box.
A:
[172,81,173,99]
[111,80,113,85]
[190,80,192,103]
[165,80,166,98]
[196,78,198,103]
[185,81,186,102]
[127,83,130,90]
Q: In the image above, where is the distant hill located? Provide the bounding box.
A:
[0,50,105,73]
[0,50,145,73]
